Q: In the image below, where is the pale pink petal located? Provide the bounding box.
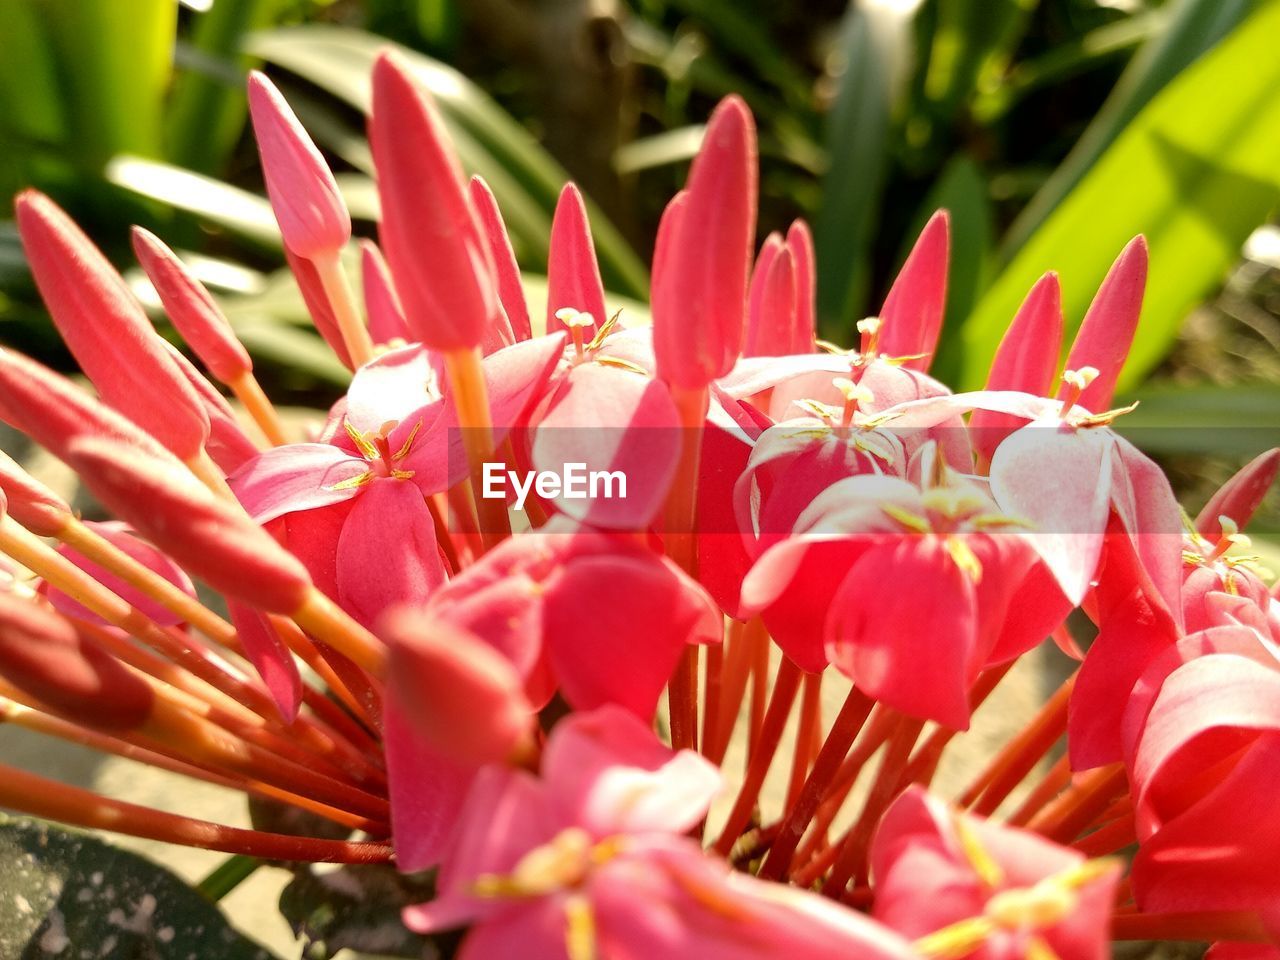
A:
[541,705,721,836]
[230,443,367,524]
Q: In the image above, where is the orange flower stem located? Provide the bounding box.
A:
[1027,763,1128,843]
[1072,812,1136,857]
[52,517,380,778]
[314,250,375,368]
[228,369,289,446]
[1110,911,1269,943]
[959,670,1076,813]
[664,385,709,753]
[291,587,388,679]
[1006,753,1072,827]
[822,713,925,896]
[443,346,511,552]
[761,684,873,881]
[0,520,271,707]
[141,692,390,821]
[185,448,237,500]
[0,762,393,863]
[712,657,802,857]
[0,695,381,834]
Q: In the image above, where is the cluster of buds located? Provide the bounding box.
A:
[0,50,1276,959]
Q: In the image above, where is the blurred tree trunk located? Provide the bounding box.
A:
[461,0,635,237]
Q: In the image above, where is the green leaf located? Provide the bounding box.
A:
[248,26,649,300]
[921,0,1035,121]
[814,1,919,340]
[168,0,292,174]
[959,0,1280,392]
[42,0,175,169]
[1001,0,1260,257]
[0,814,280,959]
[105,155,283,249]
[1114,382,1280,458]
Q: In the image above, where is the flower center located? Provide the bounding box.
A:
[471,829,624,900]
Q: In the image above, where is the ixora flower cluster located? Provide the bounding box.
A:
[0,50,1275,959]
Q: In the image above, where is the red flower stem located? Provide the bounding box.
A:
[313,250,376,368]
[783,672,825,813]
[702,640,725,757]
[704,618,746,762]
[75,621,371,788]
[747,621,771,762]
[0,520,278,710]
[1027,763,1128,843]
[443,346,511,552]
[0,695,382,833]
[760,684,872,881]
[790,704,898,882]
[139,691,392,820]
[1006,753,1071,827]
[712,657,802,857]
[1110,912,1269,943]
[959,670,1076,813]
[228,369,288,446]
[1072,812,1136,857]
[0,761,393,863]
[55,523,382,778]
[899,662,1016,789]
[822,714,924,896]
[664,385,709,753]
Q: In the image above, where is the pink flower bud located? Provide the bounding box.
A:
[878,210,949,370]
[158,340,259,474]
[652,96,758,390]
[786,218,817,353]
[971,272,1064,465]
[14,191,210,460]
[0,347,178,464]
[62,437,311,615]
[382,607,532,766]
[745,232,784,356]
[369,52,499,351]
[1195,447,1280,537]
[0,448,71,536]
[284,246,355,370]
[469,175,530,342]
[0,593,154,730]
[131,226,252,384]
[1059,235,1147,412]
[744,243,796,357]
[359,240,409,346]
[246,71,351,259]
[547,183,607,340]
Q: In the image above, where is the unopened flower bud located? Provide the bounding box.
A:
[247,71,351,259]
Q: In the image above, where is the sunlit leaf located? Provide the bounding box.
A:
[960,1,1280,392]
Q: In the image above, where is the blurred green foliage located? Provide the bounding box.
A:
[0,0,1277,437]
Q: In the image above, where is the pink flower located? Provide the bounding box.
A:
[872,787,1120,960]
[742,474,1060,728]
[231,335,564,626]
[407,707,920,960]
